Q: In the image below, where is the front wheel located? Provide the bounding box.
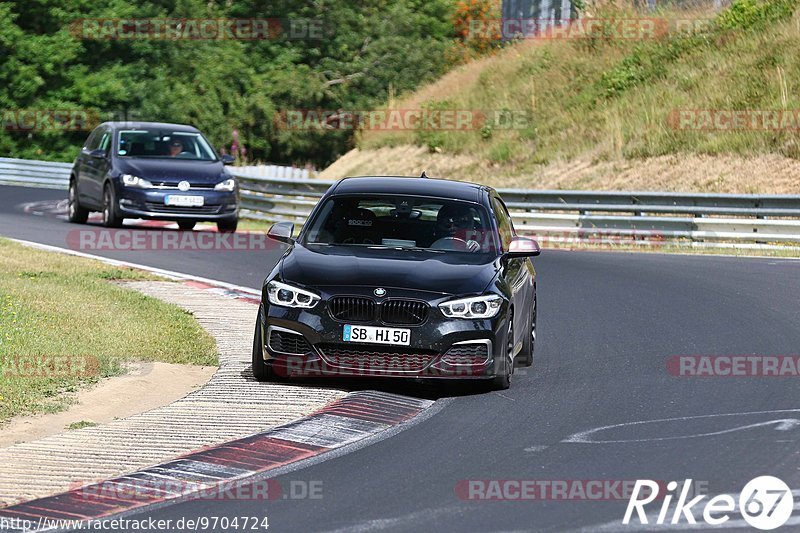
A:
[102,184,123,228]
[492,317,513,390]
[519,296,536,367]
[68,179,89,224]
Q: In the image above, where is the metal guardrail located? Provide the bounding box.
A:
[2,157,800,248]
[235,165,310,180]
[0,158,72,189]
[230,173,800,247]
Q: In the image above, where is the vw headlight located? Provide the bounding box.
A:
[214,178,236,192]
[267,280,320,309]
[121,174,153,189]
[439,294,503,319]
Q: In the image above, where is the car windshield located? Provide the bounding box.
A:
[302,195,499,254]
[117,129,217,161]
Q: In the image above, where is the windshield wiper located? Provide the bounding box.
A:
[367,245,444,253]
[307,243,444,253]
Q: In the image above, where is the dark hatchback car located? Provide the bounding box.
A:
[253,176,540,390]
[68,121,239,232]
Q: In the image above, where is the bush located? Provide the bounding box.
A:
[717,0,798,30]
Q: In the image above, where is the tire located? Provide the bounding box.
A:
[102,184,123,228]
[217,218,238,233]
[492,316,513,390]
[178,220,197,231]
[68,179,89,224]
[252,306,278,382]
[519,295,536,367]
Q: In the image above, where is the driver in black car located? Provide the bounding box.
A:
[433,204,482,252]
[169,139,184,157]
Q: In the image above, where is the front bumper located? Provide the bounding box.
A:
[115,186,238,221]
[258,286,509,380]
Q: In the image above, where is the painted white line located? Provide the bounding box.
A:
[8,238,261,296]
[563,409,800,444]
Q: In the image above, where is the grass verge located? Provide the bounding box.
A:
[0,238,217,423]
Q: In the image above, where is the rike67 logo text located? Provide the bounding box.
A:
[624,476,793,530]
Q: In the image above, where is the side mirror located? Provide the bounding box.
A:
[267,222,295,245]
[507,236,541,257]
[89,149,107,159]
[221,154,235,165]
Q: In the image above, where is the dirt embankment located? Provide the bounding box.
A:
[319,147,800,194]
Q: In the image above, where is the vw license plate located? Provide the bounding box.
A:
[344,325,410,346]
[165,195,204,207]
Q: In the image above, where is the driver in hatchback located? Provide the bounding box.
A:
[169,139,184,157]
[434,204,483,252]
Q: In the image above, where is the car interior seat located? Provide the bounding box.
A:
[334,207,380,245]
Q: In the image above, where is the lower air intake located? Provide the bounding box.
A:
[441,343,490,365]
[268,329,312,355]
[317,344,437,372]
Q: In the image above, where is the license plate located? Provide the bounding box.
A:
[343,325,410,346]
[165,195,204,207]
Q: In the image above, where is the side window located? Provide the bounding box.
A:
[491,197,513,250]
[97,131,111,153]
[499,198,516,235]
[83,128,101,151]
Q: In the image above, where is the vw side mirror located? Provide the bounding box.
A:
[221,154,235,165]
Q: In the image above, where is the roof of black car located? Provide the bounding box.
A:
[332,176,489,202]
[102,121,200,133]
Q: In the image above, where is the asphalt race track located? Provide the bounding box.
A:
[2,184,800,532]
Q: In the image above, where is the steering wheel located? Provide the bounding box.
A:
[430,237,469,251]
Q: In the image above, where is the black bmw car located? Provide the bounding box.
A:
[68,121,239,232]
[254,176,540,389]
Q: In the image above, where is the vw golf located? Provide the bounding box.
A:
[254,176,540,389]
[68,121,239,232]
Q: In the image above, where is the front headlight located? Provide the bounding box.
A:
[121,174,153,189]
[439,294,503,319]
[214,178,236,192]
[267,280,320,309]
